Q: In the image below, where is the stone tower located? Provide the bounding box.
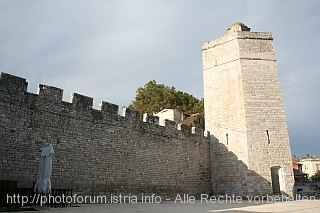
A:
[202,23,294,196]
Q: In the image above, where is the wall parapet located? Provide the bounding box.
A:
[0,71,211,198]
[0,72,28,94]
[38,84,63,102]
[71,93,93,111]
[0,72,207,139]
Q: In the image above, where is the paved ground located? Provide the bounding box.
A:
[21,200,320,213]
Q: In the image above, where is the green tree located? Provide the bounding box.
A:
[311,171,320,182]
[129,80,204,116]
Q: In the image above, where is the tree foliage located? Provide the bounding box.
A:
[129,80,204,116]
[311,170,320,181]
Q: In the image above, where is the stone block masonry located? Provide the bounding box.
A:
[1,23,295,198]
[0,72,211,197]
[202,22,294,196]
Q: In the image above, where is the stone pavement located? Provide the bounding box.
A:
[25,200,319,213]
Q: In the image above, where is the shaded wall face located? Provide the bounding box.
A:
[0,73,211,197]
[210,135,274,196]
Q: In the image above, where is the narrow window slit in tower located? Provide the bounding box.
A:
[266,130,271,144]
[226,133,229,145]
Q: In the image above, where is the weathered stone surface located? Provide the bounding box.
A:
[202,22,294,196]
[0,23,294,198]
[0,73,210,197]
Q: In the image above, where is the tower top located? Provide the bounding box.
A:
[227,22,250,33]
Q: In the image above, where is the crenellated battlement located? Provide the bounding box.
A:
[0,72,28,94]
[70,93,93,110]
[122,107,140,120]
[0,72,207,138]
[0,71,210,198]
[0,24,294,198]
[38,84,63,101]
[99,101,119,117]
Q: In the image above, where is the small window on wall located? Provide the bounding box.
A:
[266,130,270,144]
[317,164,320,171]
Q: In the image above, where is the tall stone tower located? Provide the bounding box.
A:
[202,23,294,196]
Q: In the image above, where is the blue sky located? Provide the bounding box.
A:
[0,0,319,156]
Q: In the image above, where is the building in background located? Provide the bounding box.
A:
[152,109,204,129]
[292,160,308,183]
[299,157,320,178]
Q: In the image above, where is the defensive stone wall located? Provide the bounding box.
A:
[0,72,211,197]
[0,23,296,198]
